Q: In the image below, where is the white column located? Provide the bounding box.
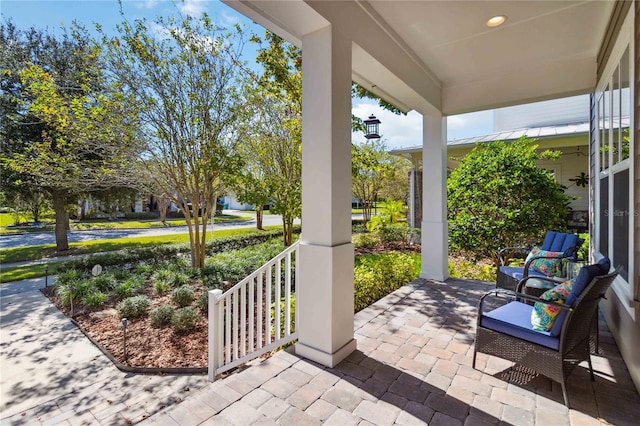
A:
[421,112,449,281]
[409,166,416,228]
[295,25,356,367]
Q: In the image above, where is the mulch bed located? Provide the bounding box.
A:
[43,241,422,369]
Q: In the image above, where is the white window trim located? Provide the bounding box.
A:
[594,7,636,320]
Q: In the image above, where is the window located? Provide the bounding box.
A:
[595,27,633,289]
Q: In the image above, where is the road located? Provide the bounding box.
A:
[0,212,291,249]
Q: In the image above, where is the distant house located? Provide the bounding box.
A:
[391,95,595,232]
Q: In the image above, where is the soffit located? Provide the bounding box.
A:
[224,0,614,115]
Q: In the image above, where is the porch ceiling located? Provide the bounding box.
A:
[223,0,613,115]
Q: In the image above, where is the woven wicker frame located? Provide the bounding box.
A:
[474,268,620,407]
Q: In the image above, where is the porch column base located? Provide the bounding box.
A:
[295,338,357,368]
[420,220,448,282]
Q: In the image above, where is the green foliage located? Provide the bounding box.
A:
[171,307,199,334]
[116,295,150,319]
[447,137,572,259]
[379,198,406,223]
[154,280,170,296]
[55,277,92,310]
[114,276,144,299]
[352,140,399,224]
[82,291,107,309]
[578,233,590,260]
[56,269,85,286]
[243,31,302,245]
[354,252,419,312]
[0,22,142,252]
[352,232,380,248]
[197,292,209,313]
[366,215,389,232]
[205,238,286,284]
[91,274,117,293]
[171,285,195,308]
[150,305,175,328]
[102,13,248,268]
[271,295,296,338]
[379,223,409,243]
[448,259,497,282]
[135,263,153,277]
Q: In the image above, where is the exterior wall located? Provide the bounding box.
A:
[494,95,589,132]
[598,0,640,396]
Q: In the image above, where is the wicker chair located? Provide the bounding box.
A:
[496,231,583,291]
[474,261,619,407]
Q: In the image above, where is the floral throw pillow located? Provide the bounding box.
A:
[525,247,564,277]
[531,279,575,331]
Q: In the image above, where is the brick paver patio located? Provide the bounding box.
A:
[142,278,640,426]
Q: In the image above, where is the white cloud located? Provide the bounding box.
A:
[220,10,240,27]
[133,0,159,10]
[177,0,207,17]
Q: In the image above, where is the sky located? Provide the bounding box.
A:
[1,0,494,149]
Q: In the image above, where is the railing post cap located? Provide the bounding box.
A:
[209,289,223,298]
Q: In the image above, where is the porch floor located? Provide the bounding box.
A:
[145,278,640,426]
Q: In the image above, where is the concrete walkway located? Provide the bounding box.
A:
[0,277,210,424]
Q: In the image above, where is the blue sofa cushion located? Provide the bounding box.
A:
[481,301,559,350]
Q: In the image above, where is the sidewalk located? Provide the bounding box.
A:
[0,276,209,424]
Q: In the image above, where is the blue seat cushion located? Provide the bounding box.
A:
[481,301,559,350]
[499,266,547,281]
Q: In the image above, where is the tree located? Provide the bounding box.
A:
[447,137,572,259]
[101,14,247,268]
[243,31,302,246]
[0,21,141,251]
[227,160,272,230]
[380,155,412,203]
[352,139,397,224]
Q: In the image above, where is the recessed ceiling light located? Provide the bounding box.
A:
[486,15,507,28]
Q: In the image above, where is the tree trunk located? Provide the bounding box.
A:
[282,216,293,246]
[52,190,70,252]
[256,206,264,230]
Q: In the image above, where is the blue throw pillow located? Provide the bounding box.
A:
[548,257,610,336]
[565,257,611,306]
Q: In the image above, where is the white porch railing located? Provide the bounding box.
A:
[208,241,299,381]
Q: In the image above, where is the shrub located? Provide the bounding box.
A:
[154,280,170,295]
[197,292,209,313]
[171,307,199,334]
[448,258,496,282]
[56,269,85,286]
[114,276,145,299]
[172,285,195,307]
[135,263,154,277]
[205,238,285,284]
[271,295,296,338]
[353,232,380,248]
[55,277,92,308]
[123,212,157,219]
[150,305,175,328]
[116,295,150,318]
[91,274,117,293]
[448,138,571,259]
[379,223,408,243]
[578,232,589,260]
[83,291,107,309]
[112,269,132,281]
[354,252,419,312]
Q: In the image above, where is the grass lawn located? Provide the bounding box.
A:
[0,226,283,282]
[0,213,252,234]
